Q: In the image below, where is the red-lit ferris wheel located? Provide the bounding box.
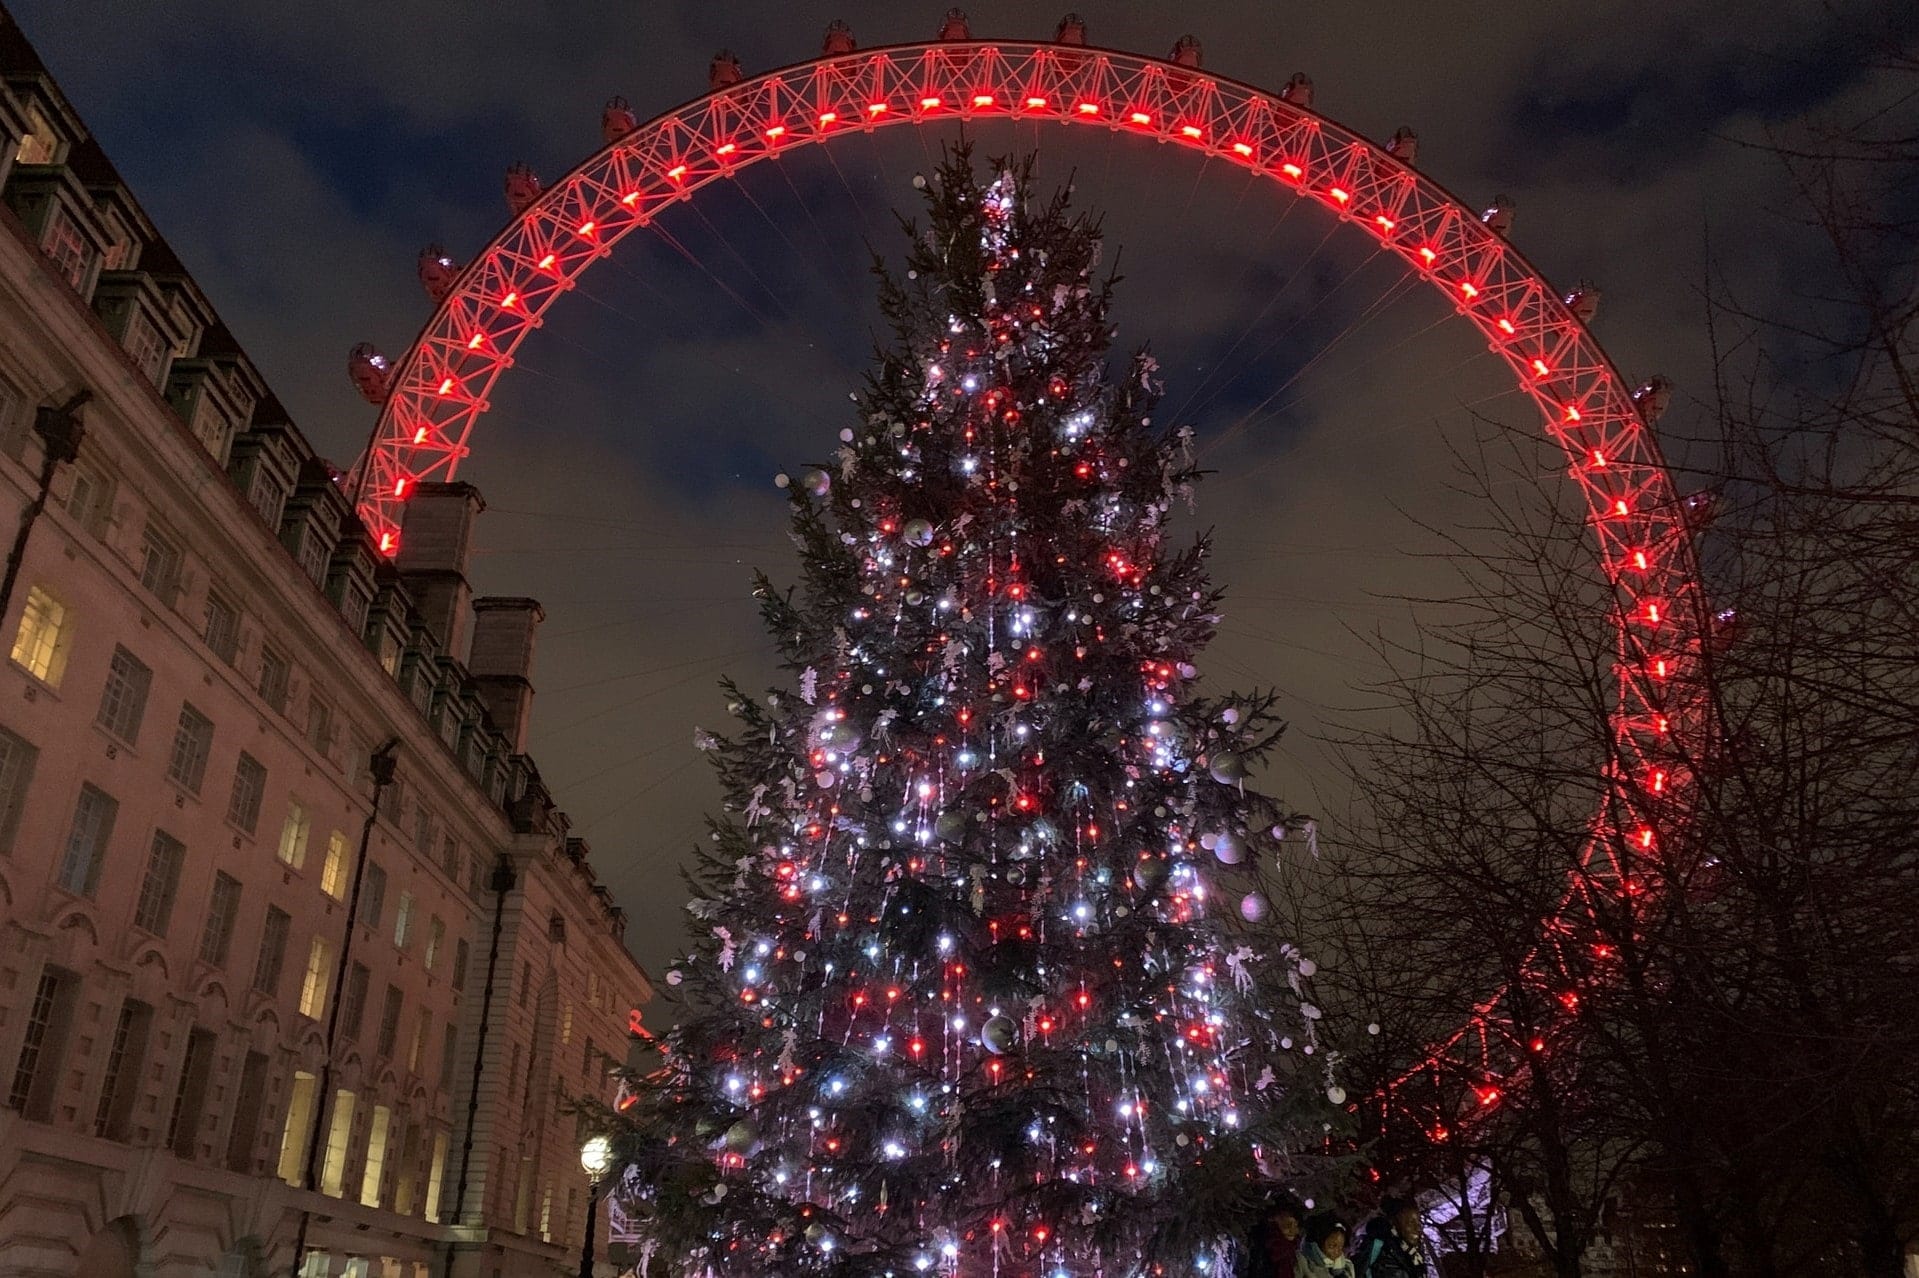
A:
[346,11,1712,1140]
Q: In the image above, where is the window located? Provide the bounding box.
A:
[539,1177,555,1243]
[414,805,435,855]
[276,800,309,869]
[198,872,241,966]
[166,703,213,792]
[582,1038,595,1078]
[225,1050,270,1172]
[57,783,117,896]
[277,1070,317,1184]
[0,726,39,853]
[202,592,240,664]
[248,467,287,532]
[257,645,290,713]
[96,645,153,743]
[408,1010,430,1074]
[359,861,386,929]
[440,832,462,881]
[320,1088,355,1197]
[93,998,153,1140]
[138,523,183,603]
[561,1003,573,1045]
[252,906,290,996]
[63,458,114,534]
[121,309,169,385]
[339,583,371,638]
[41,205,95,292]
[360,1104,392,1207]
[133,830,185,934]
[451,939,469,992]
[378,631,402,677]
[376,985,403,1059]
[341,962,370,1040]
[14,103,58,164]
[191,396,230,463]
[8,967,73,1116]
[426,1132,449,1223]
[165,1026,216,1159]
[11,584,70,685]
[424,916,445,973]
[393,891,414,949]
[299,936,330,1019]
[305,696,333,757]
[439,1023,459,1092]
[320,830,349,899]
[297,527,330,584]
[227,752,266,833]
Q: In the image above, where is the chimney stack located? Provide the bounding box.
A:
[469,597,544,753]
[396,481,485,661]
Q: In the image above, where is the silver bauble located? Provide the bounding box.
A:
[902,518,935,547]
[1240,891,1269,922]
[801,468,832,498]
[1212,832,1245,865]
[1209,751,1247,783]
[981,1015,1018,1055]
[724,1118,760,1153]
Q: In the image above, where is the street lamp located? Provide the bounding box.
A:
[579,1135,615,1278]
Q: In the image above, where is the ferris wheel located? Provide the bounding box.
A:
[344,11,1713,1135]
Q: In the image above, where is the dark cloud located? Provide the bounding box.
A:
[10,0,1897,978]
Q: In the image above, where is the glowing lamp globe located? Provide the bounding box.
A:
[580,1135,614,1180]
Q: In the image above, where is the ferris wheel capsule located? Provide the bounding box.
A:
[1564,280,1602,323]
[1480,195,1515,237]
[938,8,971,40]
[821,20,856,56]
[417,246,460,304]
[709,50,743,90]
[1056,13,1088,44]
[1386,126,1420,164]
[1632,375,1673,423]
[347,343,393,405]
[1280,72,1314,109]
[1170,35,1203,68]
[504,162,542,216]
[602,96,638,143]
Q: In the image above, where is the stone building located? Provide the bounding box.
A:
[0,7,653,1276]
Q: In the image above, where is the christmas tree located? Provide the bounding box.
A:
[608,149,1330,1277]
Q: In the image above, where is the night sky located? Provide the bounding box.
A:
[13,1,1908,981]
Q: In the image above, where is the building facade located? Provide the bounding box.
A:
[0,8,653,1277]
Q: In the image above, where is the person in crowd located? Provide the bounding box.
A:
[1296,1214,1356,1278]
[1354,1196,1429,1278]
[1242,1195,1306,1278]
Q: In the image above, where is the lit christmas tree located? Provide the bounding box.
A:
[606,149,1333,1277]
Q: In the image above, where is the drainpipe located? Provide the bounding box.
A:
[441,851,518,1278]
[0,389,89,623]
[290,739,399,1278]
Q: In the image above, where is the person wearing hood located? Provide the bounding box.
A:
[1296,1215,1356,1278]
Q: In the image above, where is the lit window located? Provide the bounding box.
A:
[167,703,214,793]
[96,645,153,743]
[393,891,414,949]
[299,936,330,1019]
[277,800,310,869]
[360,1104,392,1207]
[320,1088,356,1197]
[57,783,117,896]
[10,584,70,685]
[14,104,58,164]
[424,915,445,972]
[40,205,95,293]
[277,1070,317,1185]
[426,1133,449,1222]
[320,830,350,900]
[228,752,266,833]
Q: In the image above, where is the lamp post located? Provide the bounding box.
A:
[579,1135,614,1278]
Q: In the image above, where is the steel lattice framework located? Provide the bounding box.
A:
[351,37,1710,1125]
